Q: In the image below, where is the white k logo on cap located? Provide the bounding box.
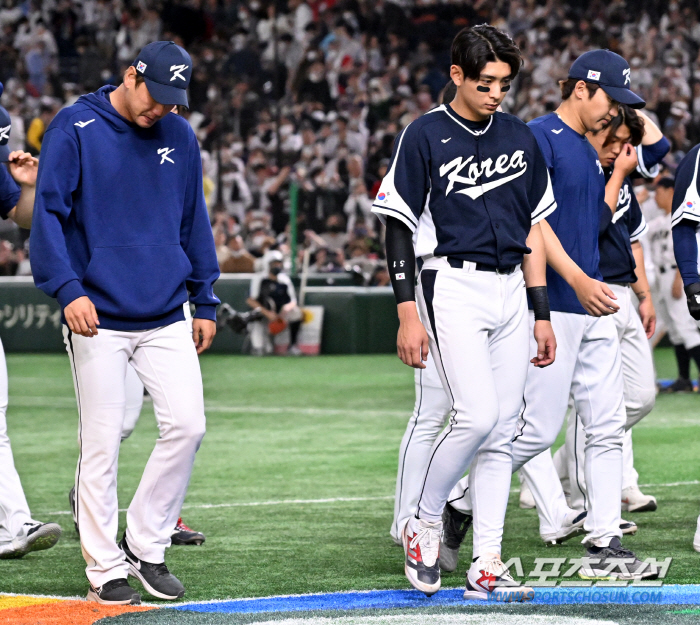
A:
[0,124,9,142]
[170,65,189,81]
[623,68,631,85]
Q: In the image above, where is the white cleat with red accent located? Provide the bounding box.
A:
[403,516,442,597]
[464,555,534,602]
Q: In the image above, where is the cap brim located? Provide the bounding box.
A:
[0,144,10,163]
[600,85,646,109]
[144,77,189,107]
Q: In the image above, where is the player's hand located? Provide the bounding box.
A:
[638,296,656,338]
[684,283,700,321]
[531,320,556,368]
[7,151,38,187]
[614,143,638,177]
[397,301,429,369]
[192,318,216,354]
[64,296,99,337]
[572,275,619,316]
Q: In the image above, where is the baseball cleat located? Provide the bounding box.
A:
[69,486,79,534]
[0,522,62,559]
[519,482,536,509]
[403,516,442,596]
[541,510,587,545]
[464,555,534,602]
[622,485,657,513]
[87,578,141,605]
[579,538,657,580]
[120,533,185,600]
[693,516,700,553]
[171,517,206,546]
[620,519,638,535]
[440,503,472,573]
[660,378,693,394]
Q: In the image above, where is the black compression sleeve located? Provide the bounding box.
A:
[526,286,551,321]
[385,217,416,304]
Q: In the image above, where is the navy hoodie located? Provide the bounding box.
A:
[31,86,220,331]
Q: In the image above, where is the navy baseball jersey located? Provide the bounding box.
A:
[598,173,646,284]
[528,113,605,314]
[671,144,700,229]
[671,144,700,285]
[635,136,671,179]
[0,165,20,219]
[371,104,556,269]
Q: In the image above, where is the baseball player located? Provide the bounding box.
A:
[31,42,220,605]
[374,24,558,600]
[651,177,700,387]
[670,142,700,549]
[556,103,662,518]
[0,90,63,559]
[441,50,658,581]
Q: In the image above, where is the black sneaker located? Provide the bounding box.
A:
[579,537,658,581]
[69,486,79,534]
[663,378,694,393]
[119,533,185,600]
[439,503,472,573]
[87,578,141,605]
[0,522,62,559]
[171,517,206,546]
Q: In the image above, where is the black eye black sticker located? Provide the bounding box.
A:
[476,85,490,92]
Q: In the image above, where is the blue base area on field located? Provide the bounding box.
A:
[173,585,700,614]
[658,378,698,390]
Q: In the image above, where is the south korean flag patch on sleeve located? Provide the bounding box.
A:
[395,272,406,280]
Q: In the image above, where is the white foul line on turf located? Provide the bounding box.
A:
[43,495,395,517]
[42,482,700,517]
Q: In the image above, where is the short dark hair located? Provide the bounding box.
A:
[602,104,644,147]
[451,24,522,81]
[559,78,599,101]
[657,177,675,189]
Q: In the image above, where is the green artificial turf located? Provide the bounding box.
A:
[0,349,698,602]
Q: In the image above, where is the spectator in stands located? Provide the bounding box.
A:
[221,235,256,274]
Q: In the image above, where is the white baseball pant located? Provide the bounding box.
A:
[0,338,37,546]
[121,303,191,441]
[512,312,626,547]
[655,270,700,350]
[557,284,656,510]
[416,258,530,557]
[391,356,450,544]
[65,320,206,588]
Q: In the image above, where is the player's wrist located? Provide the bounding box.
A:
[527,286,550,321]
[397,301,420,323]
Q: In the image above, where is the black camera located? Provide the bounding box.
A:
[217,303,264,334]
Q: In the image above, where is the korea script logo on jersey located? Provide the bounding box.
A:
[612,183,632,223]
[439,151,527,200]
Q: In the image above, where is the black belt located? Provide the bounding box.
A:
[446,257,517,275]
[658,264,677,274]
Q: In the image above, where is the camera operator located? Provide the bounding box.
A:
[246,250,303,355]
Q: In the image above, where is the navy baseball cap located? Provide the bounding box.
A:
[132,41,192,107]
[568,49,645,109]
[0,83,11,162]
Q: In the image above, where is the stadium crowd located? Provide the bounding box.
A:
[0,0,698,288]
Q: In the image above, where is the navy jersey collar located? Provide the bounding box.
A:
[443,104,493,136]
